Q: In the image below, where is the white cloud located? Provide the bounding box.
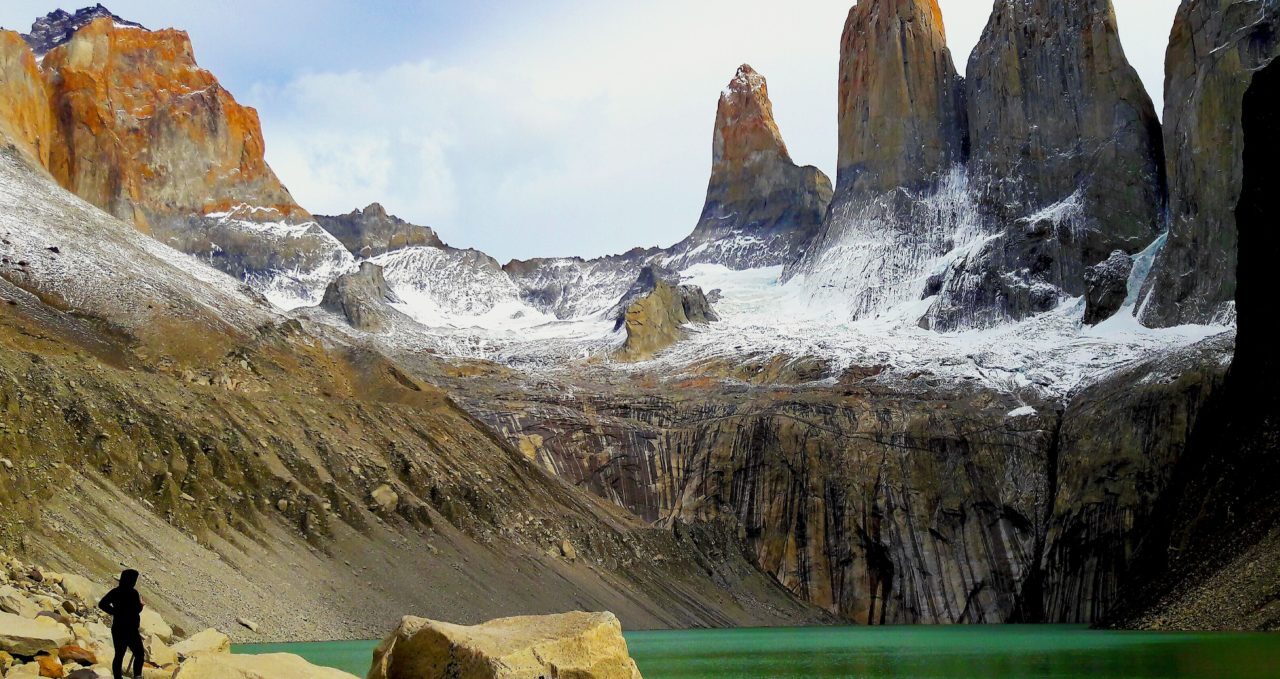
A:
[247,0,1180,263]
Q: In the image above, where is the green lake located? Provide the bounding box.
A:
[236,624,1280,678]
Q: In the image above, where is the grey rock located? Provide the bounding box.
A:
[1083,251,1133,326]
[315,203,445,259]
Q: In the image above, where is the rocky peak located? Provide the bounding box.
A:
[836,0,967,195]
[22,4,145,55]
[668,64,831,270]
[615,279,717,362]
[315,203,446,259]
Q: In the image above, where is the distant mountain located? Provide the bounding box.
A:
[22,3,144,54]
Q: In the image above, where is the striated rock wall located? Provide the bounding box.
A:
[1140,0,1280,327]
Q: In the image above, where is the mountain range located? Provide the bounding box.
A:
[0,0,1276,636]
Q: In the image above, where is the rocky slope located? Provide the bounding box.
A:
[665,65,831,270]
[0,143,829,639]
[1138,0,1280,327]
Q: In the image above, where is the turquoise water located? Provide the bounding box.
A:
[236,625,1280,678]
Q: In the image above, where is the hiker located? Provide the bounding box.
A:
[98,568,146,679]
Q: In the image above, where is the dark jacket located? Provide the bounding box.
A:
[98,569,143,631]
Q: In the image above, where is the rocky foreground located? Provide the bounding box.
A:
[0,550,646,679]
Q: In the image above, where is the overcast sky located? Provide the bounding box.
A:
[1,1,1181,262]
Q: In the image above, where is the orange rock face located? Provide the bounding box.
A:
[0,30,57,170]
[836,0,967,194]
[39,18,304,235]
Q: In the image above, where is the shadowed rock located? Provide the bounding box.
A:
[1083,251,1133,326]
[923,0,1164,330]
[1139,0,1280,327]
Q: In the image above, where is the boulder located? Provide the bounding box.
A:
[143,635,177,667]
[34,655,60,678]
[616,280,716,362]
[0,613,72,656]
[1083,251,1133,325]
[235,618,258,633]
[0,587,37,619]
[319,262,409,332]
[137,610,170,643]
[53,648,92,666]
[370,484,399,514]
[55,577,100,606]
[172,653,359,679]
[367,611,642,679]
[170,629,229,658]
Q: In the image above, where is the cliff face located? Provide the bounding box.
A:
[1,13,353,306]
[1139,0,1280,327]
[923,0,1165,330]
[668,65,831,270]
[836,0,967,196]
[316,203,446,258]
[0,31,56,171]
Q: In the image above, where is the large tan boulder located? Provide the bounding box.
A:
[172,653,359,679]
[0,612,72,656]
[367,611,643,679]
[137,610,170,643]
[171,629,230,659]
[55,577,101,607]
[0,588,38,619]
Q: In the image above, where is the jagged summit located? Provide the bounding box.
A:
[22,4,145,54]
[316,203,446,258]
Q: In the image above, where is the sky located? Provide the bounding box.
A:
[0,1,1182,262]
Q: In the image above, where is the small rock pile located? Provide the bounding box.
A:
[0,551,229,678]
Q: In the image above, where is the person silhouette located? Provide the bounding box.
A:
[98,569,145,679]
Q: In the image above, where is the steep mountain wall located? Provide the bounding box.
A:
[1139,0,1280,327]
[0,31,56,170]
[923,0,1165,330]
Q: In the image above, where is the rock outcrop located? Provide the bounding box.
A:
[1139,0,1280,327]
[316,203,446,259]
[1082,251,1133,326]
[667,65,831,269]
[615,276,716,362]
[835,0,966,195]
[319,262,407,331]
[924,0,1165,330]
[367,612,642,679]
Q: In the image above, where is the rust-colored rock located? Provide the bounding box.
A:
[55,645,94,665]
[0,31,57,170]
[836,0,967,195]
[39,18,302,233]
